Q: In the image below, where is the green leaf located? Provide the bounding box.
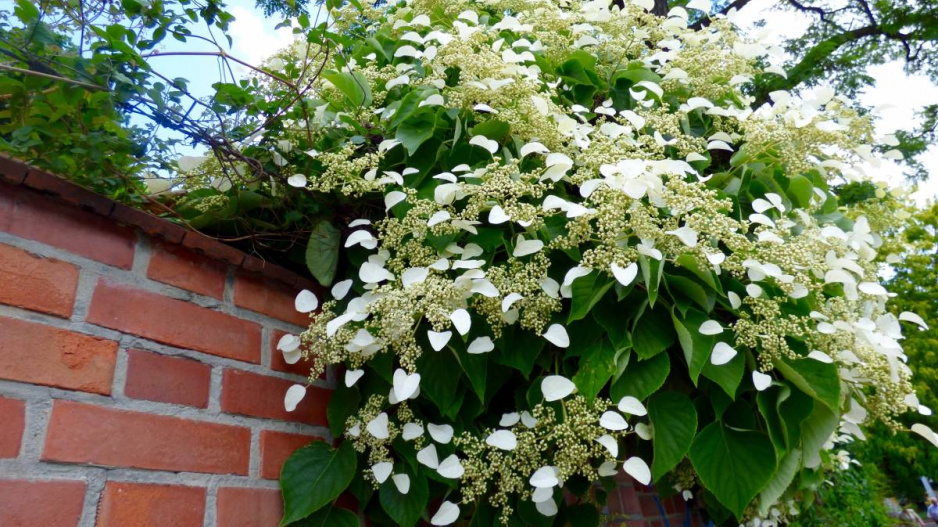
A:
[773,356,841,412]
[688,422,777,520]
[648,391,697,481]
[701,348,745,398]
[452,341,487,402]
[280,441,357,525]
[800,402,837,469]
[494,325,545,378]
[758,449,802,516]
[292,506,359,527]
[470,119,510,141]
[756,385,790,456]
[592,293,640,354]
[396,111,439,155]
[416,344,462,417]
[565,503,600,527]
[306,220,340,287]
[322,70,372,108]
[327,383,360,438]
[632,302,675,360]
[379,466,429,527]
[638,254,664,306]
[671,307,715,384]
[568,271,615,323]
[787,175,813,208]
[666,275,714,313]
[572,340,617,403]
[610,352,670,402]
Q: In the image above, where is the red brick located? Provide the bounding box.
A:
[221,369,329,425]
[0,479,86,526]
[608,485,643,516]
[233,273,310,326]
[147,242,226,299]
[216,487,282,527]
[181,231,245,266]
[97,482,205,527]
[242,256,299,286]
[639,494,659,517]
[43,400,250,475]
[0,154,29,184]
[0,316,117,394]
[110,205,187,245]
[87,280,261,363]
[0,396,25,458]
[0,243,79,318]
[124,350,211,408]
[260,431,321,479]
[25,168,115,216]
[0,185,135,268]
[269,330,318,379]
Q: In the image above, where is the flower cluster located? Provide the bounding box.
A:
[269,0,931,524]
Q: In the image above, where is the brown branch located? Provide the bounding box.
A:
[0,63,108,91]
[142,50,296,88]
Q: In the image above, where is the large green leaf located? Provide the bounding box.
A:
[800,402,838,469]
[758,449,802,516]
[688,422,777,520]
[572,340,617,403]
[610,351,670,401]
[416,343,462,417]
[306,220,340,286]
[701,349,745,398]
[648,391,697,481]
[379,466,429,527]
[494,325,544,377]
[292,506,359,527]
[568,271,614,323]
[327,382,360,438]
[322,70,372,108]
[774,356,841,412]
[396,111,439,155]
[280,441,357,525]
[671,307,715,383]
[638,254,664,306]
[787,175,813,208]
[631,303,675,360]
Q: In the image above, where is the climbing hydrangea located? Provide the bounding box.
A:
[271,0,933,525]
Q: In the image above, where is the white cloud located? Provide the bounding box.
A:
[227,4,296,66]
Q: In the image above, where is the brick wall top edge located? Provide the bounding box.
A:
[0,154,304,288]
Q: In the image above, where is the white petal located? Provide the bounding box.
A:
[284,384,306,412]
[372,462,393,484]
[450,309,472,335]
[500,412,521,427]
[393,369,421,401]
[277,334,301,353]
[617,396,647,416]
[360,261,394,283]
[468,336,495,354]
[532,486,555,503]
[858,282,888,296]
[331,279,353,300]
[502,293,524,312]
[535,499,558,517]
[345,230,377,249]
[728,291,742,309]
[611,262,638,286]
[469,135,499,154]
[295,290,319,313]
[428,423,454,444]
[623,457,652,485]
[417,444,440,468]
[403,422,424,441]
[699,320,723,335]
[530,466,560,488]
[392,473,411,494]
[345,369,365,387]
[542,324,570,348]
[596,434,619,457]
[900,311,929,330]
[513,235,544,257]
[711,342,737,365]
[437,454,464,478]
[428,330,453,351]
[600,411,629,431]
[427,210,451,227]
[666,226,698,248]
[402,267,429,288]
[808,350,834,364]
[541,375,576,402]
[485,430,518,450]
[489,205,511,224]
[287,174,307,188]
[634,422,653,440]
[521,411,538,428]
[431,501,460,526]
[521,141,550,157]
[385,191,407,210]
[912,423,938,449]
[367,412,390,439]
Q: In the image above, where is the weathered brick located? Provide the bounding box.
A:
[147,242,226,300]
[259,431,322,480]
[24,168,115,216]
[220,369,329,425]
[110,204,187,245]
[0,479,86,527]
[0,243,79,318]
[96,481,206,527]
[216,487,282,527]
[233,272,310,326]
[0,396,25,458]
[124,350,211,408]
[0,185,134,269]
[43,400,250,475]
[0,154,29,184]
[181,231,244,266]
[0,316,117,395]
[87,280,261,363]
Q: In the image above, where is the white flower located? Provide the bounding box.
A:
[345,370,364,387]
[392,473,411,494]
[530,466,560,488]
[284,384,306,412]
[623,457,652,485]
[617,396,647,416]
[450,309,472,335]
[711,342,737,365]
[372,462,393,484]
[428,423,454,444]
[467,336,495,354]
[611,262,638,286]
[437,454,464,478]
[485,430,518,450]
[752,371,772,391]
[600,411,629,431]
[294,290,318,313]
[417,444,440,468]
[392,368,421,401]
[541,375,575,401]
[367,412,390,439]
[431,501,460,526]
[542,324,570,348]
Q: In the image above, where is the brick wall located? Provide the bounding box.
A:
[0,162,329,527]
[0,158,701,527]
